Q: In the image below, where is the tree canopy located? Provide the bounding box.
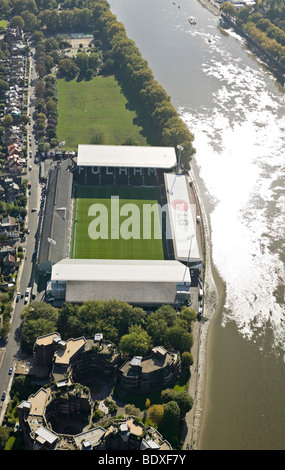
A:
[20,299,197,356]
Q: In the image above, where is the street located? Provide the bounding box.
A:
[0,48,41,423]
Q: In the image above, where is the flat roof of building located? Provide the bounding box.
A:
[35,426,58,445]
[164,173,202,263]
[77,145,177,169]
[74,427,106,449]
[51,259,190,284]
[54,337,86,365]
[35,332,60,347]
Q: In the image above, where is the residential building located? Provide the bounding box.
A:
[118,346,181,393]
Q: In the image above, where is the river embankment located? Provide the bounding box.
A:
[197,0,221,17]
[183,162,221,449]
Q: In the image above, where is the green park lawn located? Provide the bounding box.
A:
[71,185,165,260]
[57,75,147,149]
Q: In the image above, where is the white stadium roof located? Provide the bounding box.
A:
[164,173,202,263]
[51,259,190,284]
[77,145,177,169]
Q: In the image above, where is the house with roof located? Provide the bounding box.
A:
[0,215,19,239]
[7,155,24,175]
[2,252,19,270]
[7,143,22,158]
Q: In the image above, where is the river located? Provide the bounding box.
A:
[108,0,285,450]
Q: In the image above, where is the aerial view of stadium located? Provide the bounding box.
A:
[37,144,203,307]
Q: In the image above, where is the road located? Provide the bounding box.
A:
[0,47,41,423]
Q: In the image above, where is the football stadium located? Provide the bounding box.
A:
[38,145,203,308]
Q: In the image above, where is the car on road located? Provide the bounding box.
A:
[31,208,37,212]
[16,291,20,302]
[24,287,31,304]
[1,391,6,401]
[9,367,13,375]
[29,165,32,171]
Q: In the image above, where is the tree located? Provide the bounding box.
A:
[21,317,58,352]
[175,390,193,416]
[0,320,11,340]
[9,16,25,29]
[166,325,193,353]
[162,400,180,430]
[175,306,197,331]
[21,302,59,352]
[2,114,13,127]
[0,0,10,20]
[161,388,176,403]
[0,426,9,450]
[146,314,168,346]
[161,388,193,416]
[57,58,79,79]
[181,351,193,368]
[20,11,38,31]
[36,63,46,78]
[148,404,164,427]
[221,2,237,18]
[153,305,177,326]
[119,325,152,356]
[31,30,44,43]
[124,403,140,416]
[0,79,9,94]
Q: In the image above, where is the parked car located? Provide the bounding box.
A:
[24,287,31,304]
[16,291,20,302]
[9,367,13,375]
[1,391,6,401]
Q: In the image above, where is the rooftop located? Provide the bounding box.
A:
[77,144,177,169]
[51,259,190,284]
[35,332,60,347]
[54,337,86,365]
[73,426,106,449]
[164,173,202,263]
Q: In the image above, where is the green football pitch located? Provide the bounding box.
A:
[71,185,166,260]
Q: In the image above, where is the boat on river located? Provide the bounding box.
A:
[188,16,196,25]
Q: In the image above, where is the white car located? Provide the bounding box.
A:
[24,287,31,304]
